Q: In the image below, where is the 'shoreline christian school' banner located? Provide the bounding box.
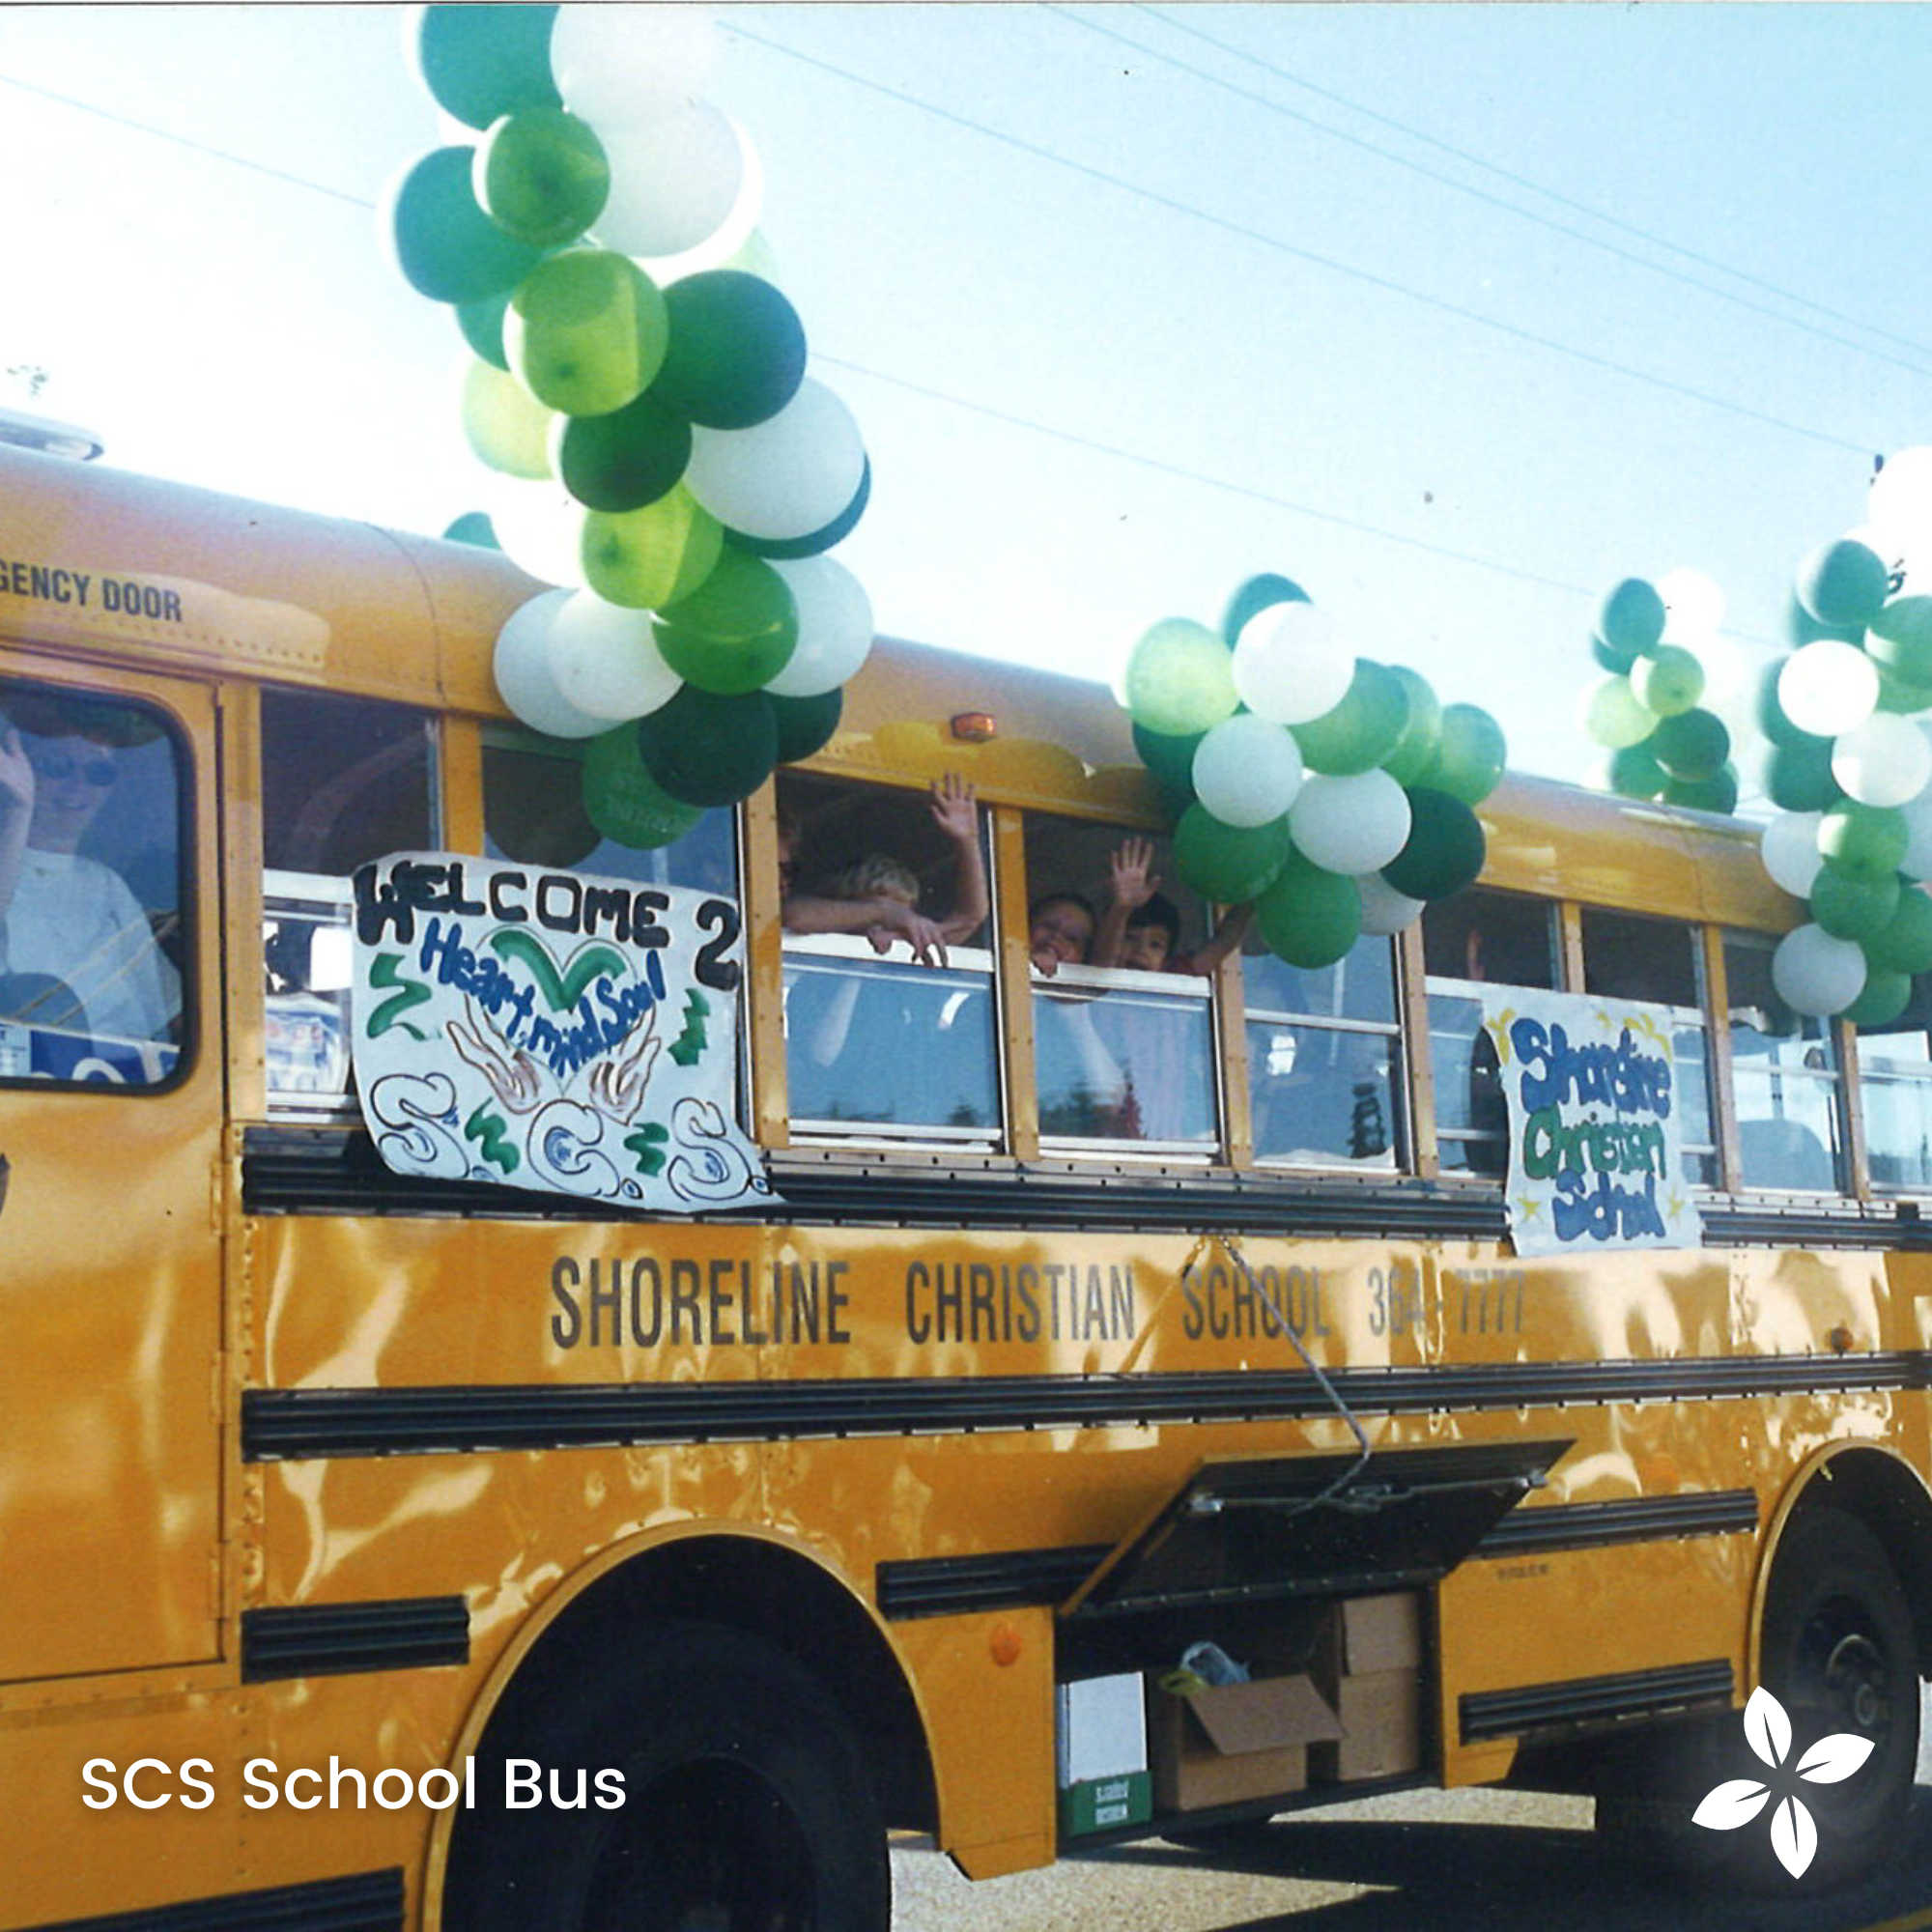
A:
[1479,985,1702,1259]
[350,853,773,1212]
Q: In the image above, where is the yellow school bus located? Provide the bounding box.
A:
[2,440,1929,1929]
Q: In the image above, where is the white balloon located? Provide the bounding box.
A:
[485,475,589,588]
[547,591,681,721]
[636,128,765,284]
[494,589,608,738]
[764,556,874,696]
[1771,923,1866,1018]
[685,381,867,542]
[1356,870,1425,936]
[1290,771,1412,876]
[1869,446,1932,543]
[1833,712,1932,809]
[1232,602,1355,725]
[1659,567,1726,644]
[1778,639,1878,738]
[550,4,716,128]
[1759,810,1825,899]
[1191,715,1302,828]
[592,103,744,259]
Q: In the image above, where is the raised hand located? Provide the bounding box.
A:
[928,772,978,844]
[1108,837,1160,911]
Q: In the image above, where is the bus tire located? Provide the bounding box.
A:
[443,1619,892,1932]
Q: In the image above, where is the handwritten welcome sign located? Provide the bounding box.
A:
[1479,985,1702,1258]
[350,853,773,1213]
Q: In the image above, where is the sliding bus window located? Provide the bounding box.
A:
[1424,889,1558,1179]
[1723,930,1843,1193]
[260,688,436,1115]
[1855,977,1932,1193]
[1578,906,1718,1186]
[780,774,998,1145]
[0,676,187,1088]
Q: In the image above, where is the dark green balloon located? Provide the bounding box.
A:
[1596,578,1666,657]
[475,107,608,247]
[1866,887,1932,976]
[1293,660,1409,776]
[1590,631,1640,675]
[1418,702,1507,805]
[1875,661,1932,716]
[1782,587,1863,648]
[1379,667,1442,786]
[1818,800,1908,880]
[1765,736,1840,812]
[1132,722,1204,815]
[1255,851,1362,970]
[1810,862,1900,942]
[771,688,843,764]
[1846,967,1912,1030]
[387,145,542,303]
[1381,787,1486,901]
[1662,764,1738,814]
[582,724,704,849]
[654,272,808,430]
[635,687,778,809]
[1865,596,1932,689]
[654,551,798,696]
[1608,740,1667,799]
[1651,707,1730,782]
[457,287,512,369]
[412,4,560,129]
[441,510,499,548]
[1797,538,1889,630]
[1172,805,1293,904]
[1220,572,1310,645]
[724,459,871,561]
[553,390,692,513]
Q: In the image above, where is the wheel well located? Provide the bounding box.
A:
[1782,1448,1932,1678]
[478,1533,937,1833]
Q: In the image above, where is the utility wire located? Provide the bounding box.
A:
[728,24,1875,459]
[1058,6,1932,382]
[1137,2,1932,367]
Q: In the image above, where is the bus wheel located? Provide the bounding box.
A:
[443,1620,892,1932]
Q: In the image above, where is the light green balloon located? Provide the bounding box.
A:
[460,358,554,479]
[507,249,668,417]
[475,107,609,247]
[1419,704,1507,806]
[1379,666,1442,785]
[1579,672,1657,751]
[582,487,724,612]
[1122,619,1239,737]
[1629,644,1705,719]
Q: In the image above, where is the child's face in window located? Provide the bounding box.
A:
[1122,923,1173,972]
[1030,899,1093,967]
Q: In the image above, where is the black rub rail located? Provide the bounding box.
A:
[1461,1661,1736,1744]
[29,1869,403,1932]
[241,1596,470,1683]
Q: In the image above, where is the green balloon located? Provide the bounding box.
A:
[724,460,870,561]
[1810,862,1900,942]
[441,510,498,549]
[1866,887,1932,976]
[1590,631,1640,675]
[1875,660,1932,715]
[581,724,703,849]
[1629,643,1704,719]
[772,688,844,764]
[1607,740,1667,799]
[387,146,542,303]
[654,272,809,431]
[1818,800,1908,880]
[1865,596,1932,689]
[1846,967,1912,1030]
[1765,736,1839,813]
[1172,805,1293,903]
[1797,538,1889,630]
[412,3,560,128]
[475,108,609,247]
[1255,851,1362,970]
[636,687,779,809]
[1651,707,1730,782]
[1417,702,1507,805]
[1132,722,1204,815]
[457,287,512,369]
[1125,620,1239,738]
[654,551,798,696]
[1382,788,1486,901]
[1662,763,1738,814]
[1379,667,1442,785]
[1220,572,1310,645]
[1782,587,1863,648]
[1596,579,1666,657]
[507,249,668,417]
[582,487,723,612]
[1293,660,1409,776]
[553,390,691,513]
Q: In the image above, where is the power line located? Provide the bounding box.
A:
[1056,6,1932,383]
[1137,3,1932,368]
[727,23,1875,459]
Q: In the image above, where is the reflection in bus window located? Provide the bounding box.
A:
[1858,977,1932,1192]
[1424,890,1558,1178]
[1580,907,1718,1186]
[1724,931,1842,1193]
[0,679,185,1087]
[1245,935,1400,1169]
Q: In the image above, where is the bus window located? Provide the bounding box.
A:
[781,774,999,1144]
[1245,932,1401,1169]
[0,677,186,1087]
[1579,907,1718,1186]
[1723,931,1843,1193]
[1856,976,1932,1192]
[261,688,436,1114]
[1424,889,1558,1178]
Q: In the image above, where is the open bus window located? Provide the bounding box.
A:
[1723,931,1843,1193]
[261,688,435,1116]
[1424,889,1558,1179]
[1858,973,1932,1193]
[781,773,998,1144]
[1245,934,1401,1170]
[1580,906,1718,1186]
[0,677,186,1088]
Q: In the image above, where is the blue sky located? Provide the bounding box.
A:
[2,4,1928,796]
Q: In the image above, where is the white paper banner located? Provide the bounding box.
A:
[350,853,774,1213]
[1479,985,1702,1259]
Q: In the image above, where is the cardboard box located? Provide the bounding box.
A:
[1312,1667,1425,1782]
[1149,1671,1344,1812]
[1333,1593,1422,1677]
[1057,1674,1151,1836]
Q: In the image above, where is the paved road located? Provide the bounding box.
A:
[892,1690,1932,1932]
